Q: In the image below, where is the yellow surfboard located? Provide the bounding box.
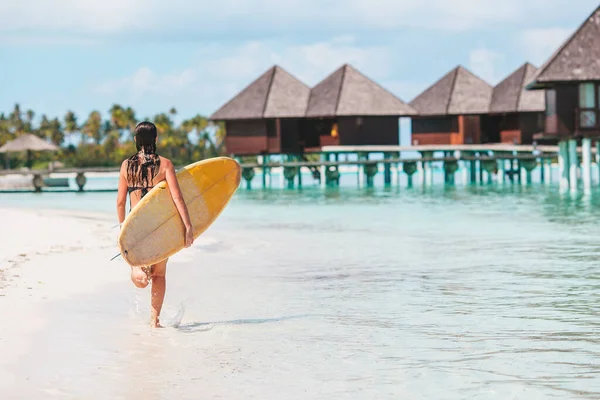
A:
[118,157,241,267]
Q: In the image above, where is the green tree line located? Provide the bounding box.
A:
[0,103,225,169]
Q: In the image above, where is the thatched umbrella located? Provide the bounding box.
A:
[0,134,59,169]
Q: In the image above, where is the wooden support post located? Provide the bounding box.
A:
[481,159,496,185]
[325,166,340,187]
[75,172,87,192]
[545,158,552,184]
[279,155,286,188]
[357,152,366,188]
[478,153,485,184]
[283,166,298,189]
[568,139,578,193]
[258,155,266,189]
[420,151,433,186]
[32,174,43,192]
[320,153,327,188]
[403,162,417,188]
[242,167,255,189]
[521,159,536,185]
[294,155,302,189]
[496,152,505,184]
[266,154,272,188]
[596,141,600,184]
[443,159,458,185]
[364,163,377,188]
[460,155,468,185]
[468,153,477,184]
[558,140,569,192]
[383,153,392,186]
[582,138,592,194]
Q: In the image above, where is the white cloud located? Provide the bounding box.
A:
[0,0,140,33]
[90,37,397,117]
[521,28,573,66]
[0,34,97,46]
[468,48,505,84]
[0,0,591,41]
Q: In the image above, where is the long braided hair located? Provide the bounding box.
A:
[126,121,161,196]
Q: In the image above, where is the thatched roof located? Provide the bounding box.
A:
[527,6,600,89]
[0,134,59,153]
[410,66,493,116]
[490,63,545,113]
[210,66,311,120]
[305,64,416,117]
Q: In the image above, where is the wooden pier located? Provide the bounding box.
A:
[0,143,598,193]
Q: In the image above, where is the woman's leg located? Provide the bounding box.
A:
[150,258,168,328]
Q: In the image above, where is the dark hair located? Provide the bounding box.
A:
[126,121,161,192]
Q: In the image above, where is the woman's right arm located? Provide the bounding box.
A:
[164,159,194,247]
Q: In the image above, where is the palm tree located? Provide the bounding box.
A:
[9,103,23,135]
[202,121,226,156]
[49,118,64,146]
[23,109,35,134]
[0,113,11,146]
[0,104,222,166]
[109,104,127,130]
[182,114,209,158]
[64,111,78,146]
[38,114,51,139]
[82,111,103,144]
[153,112,190,160]
[124,106,137,133]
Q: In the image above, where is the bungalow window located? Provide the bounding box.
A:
[578,83,598,129]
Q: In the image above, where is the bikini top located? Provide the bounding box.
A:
[127,186,154,197]
[127,185,154,211]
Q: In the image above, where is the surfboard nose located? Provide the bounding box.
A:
[215,157,241,187]
[229,159,241,187]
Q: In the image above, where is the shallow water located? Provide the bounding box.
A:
[2,181,600,399]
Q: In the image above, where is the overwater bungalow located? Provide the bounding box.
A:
[209,65,311,155]
[409,66,494,145]
[303,64,417,150]
[489,63,545,144]
[526,5,600,140]
[210,64,416,156]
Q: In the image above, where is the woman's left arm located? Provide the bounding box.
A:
[116,160,128,226]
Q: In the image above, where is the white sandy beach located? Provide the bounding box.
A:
[0,208,125,397]
[0,206,358,399]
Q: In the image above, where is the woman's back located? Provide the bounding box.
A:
[126,154,169,210]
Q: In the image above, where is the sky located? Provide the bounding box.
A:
[0,0,598,131]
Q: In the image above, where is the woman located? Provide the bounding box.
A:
[116,121,194,328]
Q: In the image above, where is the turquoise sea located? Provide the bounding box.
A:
[1,170,600,399]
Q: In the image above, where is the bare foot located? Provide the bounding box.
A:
[130,267,149,288]
[150,320,163,328]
